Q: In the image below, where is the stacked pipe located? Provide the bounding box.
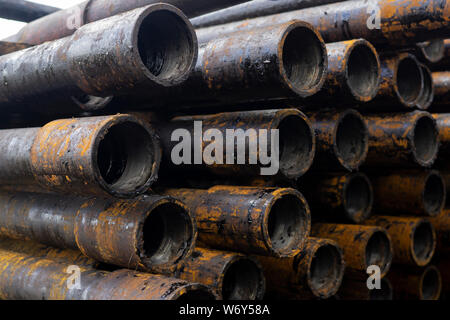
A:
[0,0,448,301]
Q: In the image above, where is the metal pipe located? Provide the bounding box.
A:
[299,173,373,224]
[415,39,445,63]
[132,21,327,109]
[364,111,440,168]
[0,249,216,300]
[5,0,249,45]
[364,216,436,266]
[193,0,349,28]
[430,39,450,71]
[0,114,160,198]
[310,224,392,277]
[0,192,196,274]
[388,265,442,300]
[431,71,450,109]
[0,0,58,22]
[0,41,31,56]
[0,5,197,115]
[369,170,446,217]
[174,248,265,300]
[195,0,450,47]
[161,186,311,258]
[306,109,368,172]
[156,109,315,181]
[304,39,381,104]
[416,63,435,110]
[429,209,450,254]
[256,237,345,300]
[337,277,393,300]
[433,114,450,160]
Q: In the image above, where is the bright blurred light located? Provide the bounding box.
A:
[0,0,85,39]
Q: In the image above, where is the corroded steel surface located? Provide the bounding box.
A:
[256,237,345,299]
[162,186,311,258]
[431,71,450,107]
[0,41,32,56]
[173,248,265,300]
[364,216,436,266]
[429,209,450,254]
[0,115,160,197]
[0,192,196,273]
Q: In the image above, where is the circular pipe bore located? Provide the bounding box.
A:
[140,200,195,269]
[346,42,381,101]
[309,244,345,298]
[418,39,445,63]
[221,258,265,300]
[335,111,369,171]
[137,8,197,86]
[281,23,327,97]
[412,221,436,266]
[369,278,394,300]
[396,56,423,106]
[416,65,434,110]
[175,285,217,301]
[344,174,373,223]
[412,115,439,167]
[95,118,159,197]
[365,230,392,277]
[423,172,446,216]
[278,114,315,179]
[420,266,441,300]
[266,192,310,257]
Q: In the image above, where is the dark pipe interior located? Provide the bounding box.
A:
[421,268,440,300]
[309,244,343,295]
[268,195,308,253]
[413,116,438,165]
[365,231,392,276]
[97,121,154,193]
[369,278,393,300]
[336,113,367,168]
[345,175,372,222]
[138,10,194,81]
[347,45,379,98]
[423,173,445,216]
[142,202,193,266]
[222,259,264,300]
[397,57,422,103]
[282,26,325,93]
[416,66,433,109]
[413,222,435,264]
[279,115,313,178]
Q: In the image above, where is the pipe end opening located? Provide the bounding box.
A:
[222,259,265,300]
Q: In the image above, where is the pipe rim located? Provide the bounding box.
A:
[394,54,424,107]
[416,64,435,110]
[411,220,436,267]
[422,171,446,216]
[364,229,393,278]
[411,113,439,167]
[419,265,442,300]
[343,173,374,223]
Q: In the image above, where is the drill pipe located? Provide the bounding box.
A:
[310,224,392,278]
[173,248,265,300]
[364,216,436,267]
[256,237,345,300]
[195,0,450,47]
[5,0,248,45]
[388,265,442,300]
[299,173,373,224]
[337,277,393,300]
[0,238,97,268]
[433,114,450,159]
[369,170,446,217]
[0,4,197,115]
[306,109,368,172]
[364,111,440,168]
[0,41,32,56]
[0,192,197,274]
[156,109,315,181]
[430,39,450,70]
[431,71,450,109]
[0,249,216,300]
[415,39,445,63]
[429,209,450,254]
[0,0,58,22]
[130,21,327,109]
[161,186,311,258]
[192,0,348,28]
[416,63,435,110]
[0,114,160,198]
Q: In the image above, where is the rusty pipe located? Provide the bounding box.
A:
[5,0,248,45]
[364,111,440,168]
[304,39,381,104]
[433,113,450,160]
[431,71,450,109]
[306,109,368,172]
[0,249,216,300]
[174,248,265,300]
[0,5,197,115]
[364,216,436,267]
[429,209,450,254]
[416,63,435,110]
[311,224,392,278]
[369,170,446,217]
[161,186,311,258]
[0,115,160,198]
[195,0,450,47]
[299,172,373,224]
[156,109,315,181]
[0,41,32,56]
[0,192,196,274]
[0,0,57,22]
[337,277,393,300]
[256,237,345,300]
[415,39,445,63]
[388,265,442,300]
[430,39,450,71]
